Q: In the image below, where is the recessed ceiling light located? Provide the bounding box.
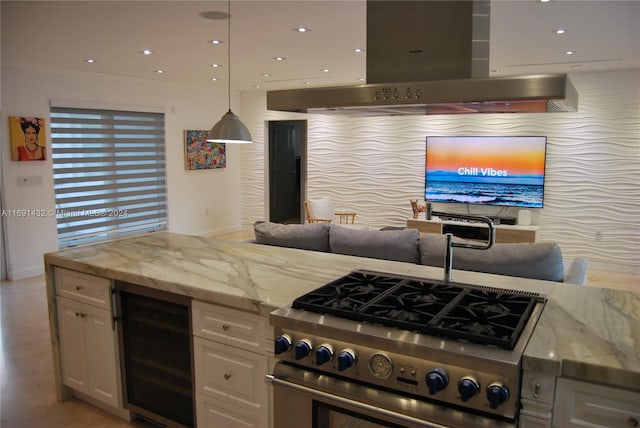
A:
[294,27,311,33]
[539,0,551,3]
[357,77,365,81]
[555,28,566,35]
[142,49,153,55]
[565,50,575,55]
[211,39,224,45]
[84,58,96,63]
[321,68,329,73]
[304,81,311,85]
[254,84,262,88]
[155,70,164,74]
[273,56,287,61]
[261,73,272,77]
[210,63,222,68]
[211,77,218,81]
[353,48,365,53]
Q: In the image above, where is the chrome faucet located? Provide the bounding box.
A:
[431,211,495,282]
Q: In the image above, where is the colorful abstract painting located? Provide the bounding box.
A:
[184,130,226,170]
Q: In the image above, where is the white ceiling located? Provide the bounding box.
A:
[2,0,639,94]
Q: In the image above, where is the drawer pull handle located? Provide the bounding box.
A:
[222,324,230,331]
[629,417,639,427]
[75,312,86,318]
[75,285,83,291]
[533,382,541,399]
[224,373,232,380]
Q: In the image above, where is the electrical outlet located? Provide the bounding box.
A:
[595,231,603,241]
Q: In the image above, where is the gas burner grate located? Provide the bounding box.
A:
[358,280,463,332]
[292,270,546,350]
[429,289,538,349]
[292,271,403,319]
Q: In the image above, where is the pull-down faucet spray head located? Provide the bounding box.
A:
[431,212,495,283]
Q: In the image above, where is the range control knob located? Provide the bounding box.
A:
[315,344,333,366]
[294,339,313,360]
[486,383,510,409]
[274,334,292,355]
[458,377,480,402]
[337,349,356,371]
[425,368,449,395]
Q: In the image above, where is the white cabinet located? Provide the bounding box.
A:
[553,378,640,428]
[55,268,121,409]
[192,300,272,428]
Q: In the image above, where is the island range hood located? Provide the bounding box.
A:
[266,1,578,116]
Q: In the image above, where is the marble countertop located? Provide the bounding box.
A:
[44,231,639,391]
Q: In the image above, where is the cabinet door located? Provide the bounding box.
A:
[194,337,268,415]
[85,303,120,408]
[57,297,89,392]
[57,296,121,408]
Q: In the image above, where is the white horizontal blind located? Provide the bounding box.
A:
[50,106,167,247]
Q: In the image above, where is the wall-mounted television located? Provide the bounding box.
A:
[425,136,547,208]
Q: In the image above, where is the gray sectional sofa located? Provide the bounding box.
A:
[253,221,589,285]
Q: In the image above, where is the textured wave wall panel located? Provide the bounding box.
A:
[240,70,639,273]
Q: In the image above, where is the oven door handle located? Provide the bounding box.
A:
[265,374,451,428]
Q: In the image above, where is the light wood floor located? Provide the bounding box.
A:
[1,233,637,427]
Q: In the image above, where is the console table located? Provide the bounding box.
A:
[407,217,539,243]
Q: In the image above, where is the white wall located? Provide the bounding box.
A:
[239,70,640,274]
[1,65,243,280]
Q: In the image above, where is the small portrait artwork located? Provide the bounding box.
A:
[184,130,226,170]
[9,116,47,161]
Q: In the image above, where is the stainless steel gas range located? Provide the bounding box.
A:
[266,269,547,428]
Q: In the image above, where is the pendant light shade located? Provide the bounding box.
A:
[203,0,252,144]
[207,110,252,144]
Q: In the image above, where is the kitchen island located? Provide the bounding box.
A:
[44,231,639,427]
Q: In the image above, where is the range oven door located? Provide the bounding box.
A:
[266,362,516,428]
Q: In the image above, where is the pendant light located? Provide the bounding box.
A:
[202,1,252,144]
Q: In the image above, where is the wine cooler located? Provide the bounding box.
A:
[115,282,194,427]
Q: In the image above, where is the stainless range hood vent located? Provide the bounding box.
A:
[266,1,578,116]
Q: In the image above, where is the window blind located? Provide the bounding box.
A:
[50,107,167,247]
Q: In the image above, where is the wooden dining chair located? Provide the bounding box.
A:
[304,198,357,224]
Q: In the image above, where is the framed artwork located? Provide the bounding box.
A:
[9,116,47,161]
[184,130,226,170]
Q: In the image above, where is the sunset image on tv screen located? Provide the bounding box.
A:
[425,136,547,207]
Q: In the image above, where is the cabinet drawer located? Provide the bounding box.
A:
[554,378,640,428]
[194,337,268,415]
[192,300,267,353]
[196,393,267,428]
[55,268,111,309]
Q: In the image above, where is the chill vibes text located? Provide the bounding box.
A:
[457,167,508,177]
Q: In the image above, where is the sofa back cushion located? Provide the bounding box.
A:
[419,233,565,282]
[330,225,420,263]
[254,221,331,252]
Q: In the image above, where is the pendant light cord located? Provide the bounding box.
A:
[227,0,232,112]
